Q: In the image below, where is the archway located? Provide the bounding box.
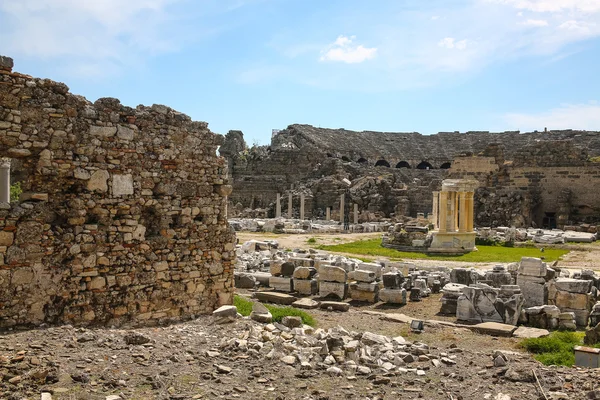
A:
[357,158,368,164]
[341,156,350,162]
[440,162,451,169]
[395,161,411,169]
[375,159,391,168]
[417,161,434,170]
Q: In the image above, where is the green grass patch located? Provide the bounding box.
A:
[316,239,568,263]
[307,237,318,244]
[520,331,595,367]
[234,295,316,326]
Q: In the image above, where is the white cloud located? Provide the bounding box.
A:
[438,37,468,50]
[431,15,441,20]
[524,18,549,26]
[320,35,378,64]
[488,0,600,13]
[504,102,600,131]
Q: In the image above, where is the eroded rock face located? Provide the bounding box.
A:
[0,58,236,328]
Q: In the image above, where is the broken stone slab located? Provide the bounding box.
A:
[292,298,320,309]
[319,301,350,312]
[269,276,293,292]
[250,302,273,323]
[254,291,296,305]
[357,262,383,278]
[213,305,238,319]
[281,316,303,328]
[318,281,347,300]
[380,313,414,324]
[382,272,403,289]
[512,326,550,339]
[361,331,389,345]
[470,322,517,337]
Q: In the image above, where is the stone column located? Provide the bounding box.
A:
[300,193,305,221]
[339,194,345,224]
[446,192,455,232]
[459,192,467,233]
[288,193,293,218]
[326,207,331,221]
[353,203,358,224]
[276,193,281,218]
[438,191,447,233]
[0,159,10,203]
[466,192,475,232]
[432,191,439,229]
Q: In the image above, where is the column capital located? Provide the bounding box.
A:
[0,158,11,168]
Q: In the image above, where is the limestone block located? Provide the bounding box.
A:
[89,126,117,138]
[254,292,296,305]
[269,260,283,276]
[117,125,135,140]
[74,167,91,180]
[11,268,34,285]
[554,278,592,295]
[379,288,407,304]
[358,263,383,278]
[269,276,293,292]
[351,269,377,283]
[89,276,106,290]
[382,272,403,289]
[112,174,134,196]
[349,288,378,303]
[213,305,238,318]
[350,282,379,293]
[562,308,590,327]
[516,274,547,307]
[319,266,347,283]
[293,267,317,280]
[87,170,109,192]
[518,257,547,277]
[280,262,295,277]
[293,279,318,295]
[552,291,590,310]
[234,272,256,289]
[319,281,347,300]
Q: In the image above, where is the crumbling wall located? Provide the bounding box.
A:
[0,57,235,328]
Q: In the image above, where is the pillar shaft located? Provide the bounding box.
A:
[326,207,331,221]
[339,194,345,224]
[446,192,456,232]
[353,203,358,224]
[432,191,439,229]
[300,193,305,221]
[466,192,474,232]
[288,193,292,218]
[459,192,467,233]
[438,191,448,233]
[275,193,281,218]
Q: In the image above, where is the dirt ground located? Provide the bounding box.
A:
[237,232,600,271]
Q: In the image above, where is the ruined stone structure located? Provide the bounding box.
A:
[0,57,235,328]
[222,124,600,228]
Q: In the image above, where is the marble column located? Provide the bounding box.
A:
[288,193,293,218]
[459,192,467,233]
[447,192,456,232]
[353,203,358,224]
[300,193,305,221]
[466,192,474,232]
[0,160,10,203]
[276,193,281,218]
[432,191,439,229]
[326,207,331,221]
[438,191,448,233]
[339,194,345,224]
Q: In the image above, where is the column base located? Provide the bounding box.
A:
[428,231,476,255]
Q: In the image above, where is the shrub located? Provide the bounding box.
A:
[307,237,317,244]
[10,182,22,202]
[520,331,587,367]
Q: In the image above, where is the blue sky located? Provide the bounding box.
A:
[1,0,600,145]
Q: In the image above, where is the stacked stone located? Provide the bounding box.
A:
[349,263,382,302]
[379,271,407,304]
[547,278,595,327]
[522,305,561,330]
[269,260,295,292]
[318,265,348,300]
[0,57,236,328]
[439,283,467,315]
[293,266,318,295]
[516,257,548,307]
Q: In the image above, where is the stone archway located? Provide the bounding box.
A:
[395,161,411,169]
[375,159,391,167]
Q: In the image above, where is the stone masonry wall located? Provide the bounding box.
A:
[0,57,235,328]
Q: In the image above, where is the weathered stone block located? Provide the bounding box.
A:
[518,257,547,277]
[293,279,317,295]
[351,269,377,283]
[319,281,347,300]
[319,266,347,283]
[112,174,134,196]
[87,170,109,192]
[379,288,407,304]
[269,276,293,292]
[554,278,592,294]
[0,231,14,247]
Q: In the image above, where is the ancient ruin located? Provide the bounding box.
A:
[222,125,600,229]
[0,56,235,328]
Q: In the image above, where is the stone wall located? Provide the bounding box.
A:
[0,57,235,328]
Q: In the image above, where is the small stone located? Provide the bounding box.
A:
[281,356,296,365]
[281,316,302,328]
[216,365,232,374]
[213,305,238,319]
